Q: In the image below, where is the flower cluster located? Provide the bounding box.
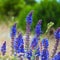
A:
[26,11,33,25]
[31,36,38,49]
[10,23,16,37]
[41,38,49,60]
[41,49,49,60]
[51,27,60,57]
[25,11,33,51]
[35,47,40,56]
[52,52,60,60]
[42,38,49,48]
[14,33,24,53]
[31,20,42,49]
[2,10,59,60]
[35,20,42,37]
[54,27,60,40]
[26,49,32,60]
[1,41,6,56]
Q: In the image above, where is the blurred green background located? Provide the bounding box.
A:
[0,0,60,32]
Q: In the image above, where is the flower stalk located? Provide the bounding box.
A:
[25,11,33,51]
[51,27,60,58]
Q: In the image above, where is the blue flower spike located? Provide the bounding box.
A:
[10,23,17,54]
[54,27,60,40]
[35,20,42,37]
[42,38,49,49]
[31,36,38,49]
[52,52,60,60]
[41,49,49,60]
[52,27,60,57]
[26,49,32,60]
[14,32,24,54]
[26,10,33,25]
[11,23,17,37]
[25,10,34,51]
[41,38,49,60]
[1,41,6,56]
[35,47,40,56]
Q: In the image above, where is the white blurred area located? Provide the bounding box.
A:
[0,24,11,55]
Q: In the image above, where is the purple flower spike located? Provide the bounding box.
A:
[41,49,49,60]
[54,27,60,40]
[11,23,17,37]
[35,47,40,56]
[10,23,17,55]
[26,10,33,25]
[52,27,60,57]
[26,49,32,60]
[41,38,49,60]
[52,52,60,60]
[35,20,42,37]
[14,33,24,53]
[42,38,49,49]
[31,36,38,49]
[1,41,6,56]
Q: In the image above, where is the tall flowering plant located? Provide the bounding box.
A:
[10,23,17,55]
[10,23,16,37]
[1,41,6,56]
[35,20,42,37]
[40,22,54,53]
[51,27,60,57]
[35,20,42,60]
[35,20,42,53]
[14,33,24,60]
[31,20,42,49]
[25,10,33,51]
[30,35,38,60]
[1,10,60,60]
[31,20,42,60]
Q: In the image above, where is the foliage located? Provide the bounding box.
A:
[24,0,36,5]
[16,0,60,31]
[0,0,25,16]
[0,0,60,31]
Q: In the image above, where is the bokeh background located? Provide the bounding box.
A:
[0,0,60,31]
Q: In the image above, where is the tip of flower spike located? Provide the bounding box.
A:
[38,20,42,25]
[28,10,34,17]
[18,33,22,38]
[14,23,17,25]
[58,52,60,55]
[35,20,42,36]
[12,23,17,28]
[54,27,60,40]
[1,41,6,56]
[11,23,17,37]
[26,10,34,25]
[3,41,6,46]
